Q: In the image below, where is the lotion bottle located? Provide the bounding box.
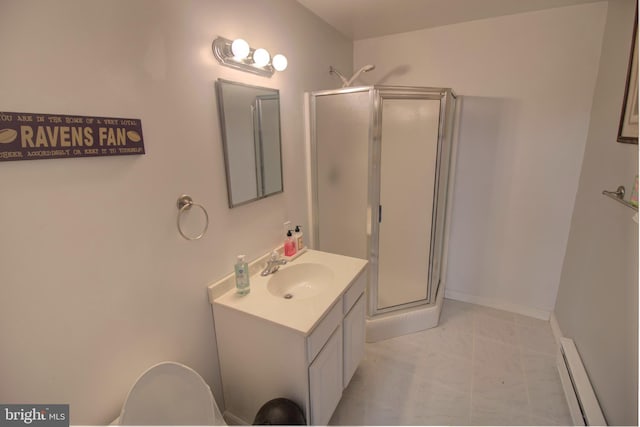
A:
[234,255,250,295]
[284,230,297,257]
[294,225,304,251]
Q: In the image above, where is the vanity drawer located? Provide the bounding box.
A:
[307,300,342,363]
[343,269,366,315]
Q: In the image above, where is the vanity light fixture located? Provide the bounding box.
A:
[212,36,287,77]
[252,48,270,67]
[231,38,250,59]
[272,54,288,72]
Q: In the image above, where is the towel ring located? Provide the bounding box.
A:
[176,195,209,241]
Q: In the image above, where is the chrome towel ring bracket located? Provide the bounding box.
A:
[177,194,209,240]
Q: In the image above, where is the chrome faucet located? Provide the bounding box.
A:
[261,251,287,276]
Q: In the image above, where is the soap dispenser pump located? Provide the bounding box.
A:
[284,230,297,257]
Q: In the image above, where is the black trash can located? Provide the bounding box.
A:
[253,398,306,425]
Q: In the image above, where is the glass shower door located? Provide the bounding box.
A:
[313,89,373,260]
[311,86,455,318]
[375,96,441,310]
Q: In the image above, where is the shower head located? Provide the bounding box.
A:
[344,64,376,87]
[329,66,348,86]
[329,64,376,88]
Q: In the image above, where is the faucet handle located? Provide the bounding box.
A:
[270,251,280,260]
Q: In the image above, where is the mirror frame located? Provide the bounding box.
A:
[216,79,284,207]
[617,9,638,144]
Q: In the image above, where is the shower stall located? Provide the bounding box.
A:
[307,86,457,342]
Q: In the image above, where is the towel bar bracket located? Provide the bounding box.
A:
[602,185,638,212]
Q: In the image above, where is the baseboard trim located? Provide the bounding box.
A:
[224,410,249,425]
[444,289,551,320]
[549,312,563,347]
[557,337,607,426]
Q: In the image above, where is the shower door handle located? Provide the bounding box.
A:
[379,205,382,223]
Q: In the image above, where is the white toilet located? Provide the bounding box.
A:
[116,361,226,426]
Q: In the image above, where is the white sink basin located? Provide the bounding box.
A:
[212,249,368,334]
[267,263,334,300]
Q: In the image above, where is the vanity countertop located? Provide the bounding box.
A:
[212,249,367,336]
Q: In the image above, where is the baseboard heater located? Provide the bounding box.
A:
[556,337,607,426]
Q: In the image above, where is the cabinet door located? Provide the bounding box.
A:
[343,294,365,388]
[309,325,343,426]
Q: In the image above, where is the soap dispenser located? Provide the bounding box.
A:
[234,255,250,295]
[284,230,297,257]
[294,225,304,251]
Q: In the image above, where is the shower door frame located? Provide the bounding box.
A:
[309,86,376,265]
[309,86,456,318]
[371,87,454,316]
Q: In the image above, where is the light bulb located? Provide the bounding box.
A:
[272,54,288,71]
[231,39,250,59]
[253,48,270,67]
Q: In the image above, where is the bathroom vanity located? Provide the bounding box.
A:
[209,250,367,425]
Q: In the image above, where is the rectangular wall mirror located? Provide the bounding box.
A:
[216,79,284,207]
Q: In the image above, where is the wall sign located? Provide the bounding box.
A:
[0,111,145,162]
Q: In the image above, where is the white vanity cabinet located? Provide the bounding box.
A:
[308,324,343,424]
[211,251,367,426]
[343,294,366,387]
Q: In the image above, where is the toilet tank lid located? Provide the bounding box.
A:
[119,361,225,426]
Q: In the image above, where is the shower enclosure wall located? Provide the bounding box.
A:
[308,86,457,342]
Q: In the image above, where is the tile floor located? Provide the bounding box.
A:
[330,299,573,426]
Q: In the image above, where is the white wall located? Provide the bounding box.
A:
[0,0,351,424]
[354,2,607,318]
[554,0,638,424]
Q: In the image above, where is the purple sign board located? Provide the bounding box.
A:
[0,112,145,162]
